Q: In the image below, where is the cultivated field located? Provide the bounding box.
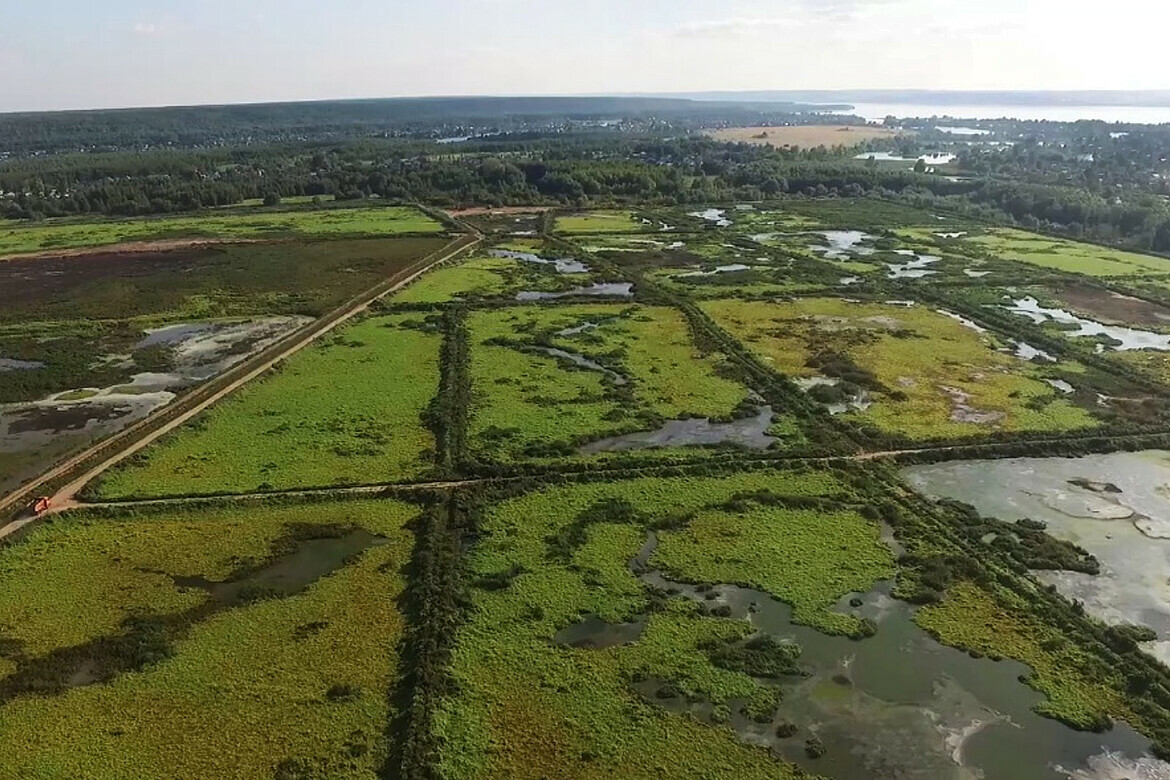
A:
[706,125,906,149]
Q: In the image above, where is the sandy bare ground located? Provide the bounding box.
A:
[446,206,554,217]
[0,237,265,263]
[0,233,480,540]
[707,125,907,149]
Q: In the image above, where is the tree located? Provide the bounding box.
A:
[263,192,282,207]
[913,158,927,174]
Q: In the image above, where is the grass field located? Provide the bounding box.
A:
[95,314,441,499]
[555,211,648,234]
[707,125,906,149]
[0,498,417,778]
[968,229,1170,277]
[467,304,755,461]
[392,250,594,305]
[435,470,886,778]
[0,205,444,257]
[702,297,1098,440]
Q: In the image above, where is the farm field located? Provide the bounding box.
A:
[701,297,1100,440]
[0,498,417,777]
[465,303,781,463]
[0,205,444,257]
[706,125,906,149]
[94,314,442,499]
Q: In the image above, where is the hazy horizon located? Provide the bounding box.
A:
[1,0,1164,113]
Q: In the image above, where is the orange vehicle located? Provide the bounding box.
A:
[31,496,51,516]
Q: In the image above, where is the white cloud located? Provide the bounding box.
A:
[672,17,797,38]
[132,23,159,36]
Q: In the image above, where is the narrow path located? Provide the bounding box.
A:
[0,232,480,539]
[33,424,1170,520]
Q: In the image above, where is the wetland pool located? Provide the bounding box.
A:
[903,451,1170,665]
[557,530,1165,779]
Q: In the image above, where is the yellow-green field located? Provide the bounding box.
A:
[555,211,648,234]
[0,498,416,778]
[968,229,1170,277]
[96,314,441,499]
[467,303,755,461]
[702,297,1097,440]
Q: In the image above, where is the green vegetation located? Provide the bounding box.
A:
[968,229,1170,277]
[466,304,756,462]
[702,297,1098,440]
[435,470,870,778]
[555,211,648,234]
[0,498,417,778]
[95,314,441,499]
[654,505,894,636]
[391,248,595,305]
[917,582,1128,729]
[0,205,443,257]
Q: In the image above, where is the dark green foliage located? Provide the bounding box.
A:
[705,635,804,679]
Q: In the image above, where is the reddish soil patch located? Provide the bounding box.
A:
[0,246,219,310]
[446,206,554,217]
[1054,283,1170,327]
[0,237,258,263]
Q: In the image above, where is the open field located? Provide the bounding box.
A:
[435,470,884,778]
[0,205,444,257]
[0,497,416,777]
[0,237,449,324]
[967,229,1170,277]
[702,297,1099,441]
[707,125,906,149]
[555,211,649,235]
[93,314,441,499]
[466,304,763,462]
[392,242,599,305]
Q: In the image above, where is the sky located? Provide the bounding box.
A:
[0,0,1164,113]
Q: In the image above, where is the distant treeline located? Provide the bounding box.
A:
[5,126,1170,254]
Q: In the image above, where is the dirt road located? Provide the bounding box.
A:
[0,232,480,540]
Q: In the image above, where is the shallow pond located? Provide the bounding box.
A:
[1010,340,1055,362]
[690,208,733,228]
[678,263,752,277]
[814,230,877,260]
[0,358,46,372]
[529,346,627,386]
[0,316,308,494]
[578,406,778,454]
[559,530,1165,778]
[1006,297,1170,351]
[887,250,941,279]
[489,249,590,274]
[903,451,1170,665]
[516,283,634,301]
[169,529,385,605]
[854,151,959,164]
